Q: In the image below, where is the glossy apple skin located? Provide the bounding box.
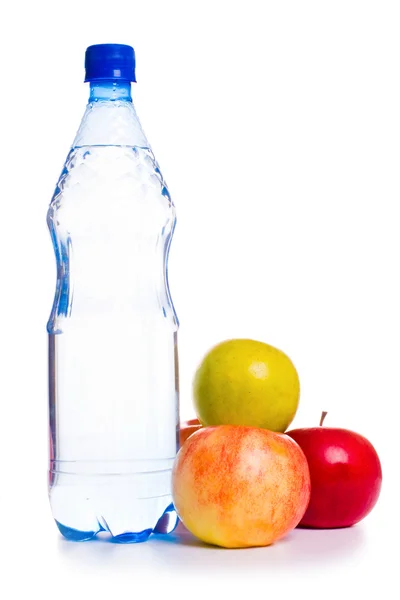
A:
[286,427,382,528]
[172,425,311,548]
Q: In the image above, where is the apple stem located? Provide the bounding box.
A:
[320,411,328,427]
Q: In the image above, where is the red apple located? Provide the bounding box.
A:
[172,425,311,548]
[179,418,202,446]
[287,412,382,528]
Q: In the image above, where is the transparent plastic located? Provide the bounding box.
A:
[47,81,179,542]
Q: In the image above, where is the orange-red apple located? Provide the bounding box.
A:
[172,425,311,548]
[179,418,202,446]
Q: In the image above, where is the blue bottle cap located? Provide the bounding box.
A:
[84,44,136,82]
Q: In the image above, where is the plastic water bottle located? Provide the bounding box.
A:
[47,44,179,542]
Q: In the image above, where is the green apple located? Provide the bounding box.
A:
[193,339,300,432]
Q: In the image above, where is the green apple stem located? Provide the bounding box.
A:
[320,411,328,427]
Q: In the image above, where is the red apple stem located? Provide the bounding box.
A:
[320,411,328,427]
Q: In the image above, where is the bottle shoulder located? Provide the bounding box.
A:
[73,100,149,148]
[49,145,175,228]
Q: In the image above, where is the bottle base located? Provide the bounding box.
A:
[55,502,178,543]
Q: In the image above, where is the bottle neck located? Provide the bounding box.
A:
[89,80,132,102]
[73,80,148,147]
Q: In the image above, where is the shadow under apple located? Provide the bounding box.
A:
[56,519,366,575]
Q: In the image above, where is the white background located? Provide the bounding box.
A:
[0,0,397,597]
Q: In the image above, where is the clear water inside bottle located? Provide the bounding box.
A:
[48,143,179,542]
